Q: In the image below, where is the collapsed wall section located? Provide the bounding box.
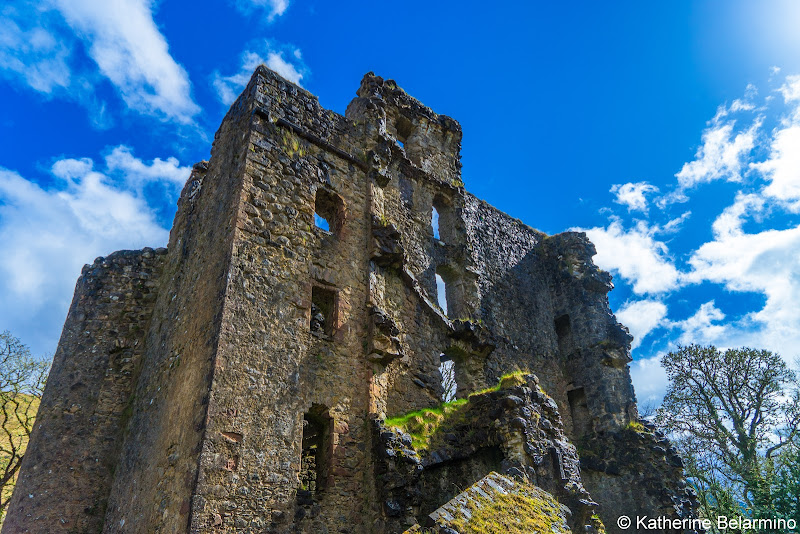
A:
[4,249,166,533]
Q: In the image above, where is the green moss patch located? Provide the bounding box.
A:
[385,399,468,450]
[445,483,570,534]
[384,372,533,451]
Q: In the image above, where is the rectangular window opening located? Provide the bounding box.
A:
[311,286,336,337]
[439,354,457,402]
[435,273,448,316]
[314,188,343,234]
[300,406,332,496]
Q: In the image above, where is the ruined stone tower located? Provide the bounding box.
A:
[5,68,699,534]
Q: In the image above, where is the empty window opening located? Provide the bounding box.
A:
[314,188,343,234]
[568,387,590,437]
[395,116,414,148]
[300,405,332,495]
[439,354,457,402]
[311,286,336,337]
[314,213,329,231]
[431,206,440,240]
[435,274,448,315]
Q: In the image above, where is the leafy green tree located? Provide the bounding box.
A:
[0,332,49,523]
[767,445,800,521]
[656,345,800,530]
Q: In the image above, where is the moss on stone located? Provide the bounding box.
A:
[444,485,570,534]
[384,371,533,451]
[384,398,468,450]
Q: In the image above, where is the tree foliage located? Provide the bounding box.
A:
[656,345,800,530]
[0,331,49,522]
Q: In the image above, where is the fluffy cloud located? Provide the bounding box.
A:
[616,299,668,349]
[611,182,659,213]
[685,198,800,359]
[235,0,290,21]
[0,0,199,124]
[629,354,670,405]
[0,148,188,355]
[52,0,199,123]
[582,219,681,295]
[753,125,800,210]
[672,301,727,346]
[674,118,759,189]
[0,4,72,94]
[212,44,307,105]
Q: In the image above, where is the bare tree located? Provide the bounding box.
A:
[656,344,800,523]
[1,332,49,522]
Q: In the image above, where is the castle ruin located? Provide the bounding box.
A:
[5,67,699,533]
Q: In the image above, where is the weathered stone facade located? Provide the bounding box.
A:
[5,67,699,534]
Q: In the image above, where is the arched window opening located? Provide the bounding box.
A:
[431,206,440,240]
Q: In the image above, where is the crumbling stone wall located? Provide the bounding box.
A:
[374,374,597,533]
[4,249,165,532]
[5,66,698,534]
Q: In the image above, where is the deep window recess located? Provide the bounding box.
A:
[300,405,332,495]
[314,188,343,234]
[554,314,571,353]
[439,354,457,402]
[311,286,336,337]
[395,116,414,148]
[568,387,590,437]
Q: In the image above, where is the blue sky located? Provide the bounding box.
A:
[2,0,800,405]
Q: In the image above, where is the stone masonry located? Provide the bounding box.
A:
[5,67,700,533]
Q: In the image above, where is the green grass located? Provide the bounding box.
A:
[384,371,533,451]
[385,399,468,450]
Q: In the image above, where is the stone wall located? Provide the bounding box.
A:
[5,66,699,534]
[4,249,165,532]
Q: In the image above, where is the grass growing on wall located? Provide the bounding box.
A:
[384,371,532,451]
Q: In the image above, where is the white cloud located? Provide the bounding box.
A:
[0,0,198,124]
[51,0,199,123]
[672,301,727,346]
[105,145,191,191]
[630,354,669,405]
[616,299,668,349]
[752,124,800,211]
[779,75,800,103]
[582,219,681,295]
[674,118,759,189]
[610,181,659,213]
[235,0,290,21]
[212,43,307,105]
[684,194,800,359]
[0,148,188,355]
[0,4,72,94]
